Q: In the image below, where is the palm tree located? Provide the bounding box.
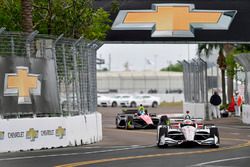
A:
[198,44,227,105]
[21,0,33,33]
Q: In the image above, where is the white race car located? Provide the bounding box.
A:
[157,114,220,148]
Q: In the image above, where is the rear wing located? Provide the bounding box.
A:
[122,109,148,114]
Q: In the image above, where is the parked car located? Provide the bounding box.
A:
[109,95,127,107]
[119,95,160,108]
[97,94,111,107]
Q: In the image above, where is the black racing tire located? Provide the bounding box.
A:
[159,115,169,125]
[112,101,118,107]
[130,102,137,108]
[210,127,220,148]
[115,118,119,129]
[125,116,134,130]
[157,127,168,148]
[152,101,158,108]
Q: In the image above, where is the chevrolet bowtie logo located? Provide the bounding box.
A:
[0,131,4,140]
[56,126,66,139]
[112,4,237,37]
[4,66,41,104]
[26,128,38,142]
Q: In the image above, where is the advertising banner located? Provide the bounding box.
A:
[96,0,250,42]
[0,57,60,115]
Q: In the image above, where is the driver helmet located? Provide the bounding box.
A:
[183,119,193,125]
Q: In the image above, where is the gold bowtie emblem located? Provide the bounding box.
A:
[0,131,4,140]
[4,66,41,104]
[26,128,38,141]
[112,4,237,37]
[56,126,66,139]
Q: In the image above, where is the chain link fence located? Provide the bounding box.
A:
[181,58,208,103]
[0,29,100,118]
[235,53,250,104]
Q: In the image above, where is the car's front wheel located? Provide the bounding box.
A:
[152,101,158,108]
[130,102,136,108]
[209,127,220,148]
[157,127,168,148]
[112,101,118,107]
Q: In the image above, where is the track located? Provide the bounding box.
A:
[0,106,249,167]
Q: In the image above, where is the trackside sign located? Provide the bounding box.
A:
[95,0,250,42]
[112,4,236,38]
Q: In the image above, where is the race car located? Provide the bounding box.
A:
[157,114,220,148]
[116,109,159,129]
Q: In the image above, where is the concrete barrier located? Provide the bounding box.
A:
[183,102,206,120]
[0,112,102,152]
[242,105,250,124]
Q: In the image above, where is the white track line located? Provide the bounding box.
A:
[191,156,250,166]
[0,145,154,162]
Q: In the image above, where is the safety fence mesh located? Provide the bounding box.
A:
[0,29,100,118]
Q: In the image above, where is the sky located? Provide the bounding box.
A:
[97,44,198,71]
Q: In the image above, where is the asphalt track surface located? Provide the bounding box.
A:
[0,106,250,167]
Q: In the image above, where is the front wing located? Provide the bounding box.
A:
[157,126,219,147]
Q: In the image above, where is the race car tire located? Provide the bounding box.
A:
[125,116,134,129]
[152,101,158,108]
[130,102,137,108]
[159,115,169,125]
[209,127,220,148]
[115,118,120,128]
[112,102,118,107]
[157,127,168,148]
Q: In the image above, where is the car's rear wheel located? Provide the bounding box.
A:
[159,115,169,125]
[152,101,158,108]
[112,101,118,107]
[130,102,136,108]
[210,127,220,148]
[157,127,168,148]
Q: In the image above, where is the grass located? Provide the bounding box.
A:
[160,101,183,107]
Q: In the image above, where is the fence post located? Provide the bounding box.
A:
[0,27,6,34]
[26,30,39,58]
[87,40,102,113]
[199,58,209,120]
[52,34,64,115]
[72,37,83,115]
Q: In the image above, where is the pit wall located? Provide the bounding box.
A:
[183,102,206,120]
[0,112,102,152]
[242,105,250,124]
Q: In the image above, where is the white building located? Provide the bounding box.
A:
[97,71,183,94]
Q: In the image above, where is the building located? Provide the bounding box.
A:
[97,71,183,94]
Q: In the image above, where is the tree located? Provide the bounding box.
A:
[198,44,227,105]
[21,0,33,33]
[0,0,21,31]
[0,0,111,40]
[160,63,183,72]
[33,0,111,39]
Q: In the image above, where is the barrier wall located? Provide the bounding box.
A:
[183,102,206,120]
[242,105,250,124]
[0,112,102,152]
